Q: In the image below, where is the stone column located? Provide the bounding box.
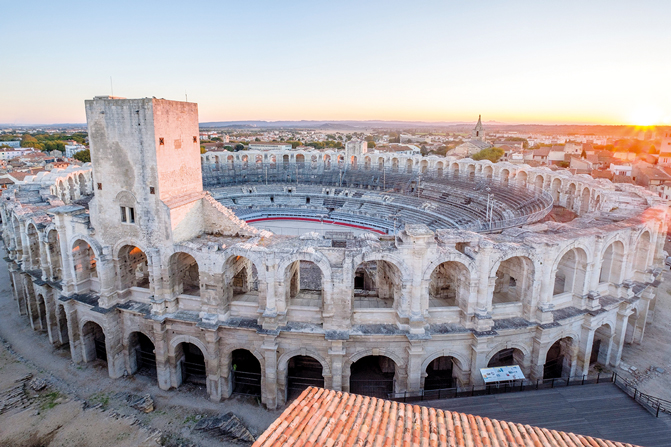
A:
[577,323,595,377]
[205,330,221,402]
[406,343,425,393]
[153,322,171,390]
[468,340,491,386]
[63,301,83,363]
[39,239,50,281]
[54,219,76,295]
[262,337,278,409]
[102,315,125,379]
[329,340,345,391]
[97,249,118,308]
[612,309,629,367]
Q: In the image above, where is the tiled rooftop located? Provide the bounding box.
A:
[253,387,638,447]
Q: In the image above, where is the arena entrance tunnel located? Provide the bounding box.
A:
[231,349,262,397]
[128,332,156,377]
[176,342,206,385]
[286,356,324,400]
[349,355,397,398]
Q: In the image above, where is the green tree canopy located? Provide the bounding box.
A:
[234,143,245,151]
[471,147,504,163]
[73,149,91,163]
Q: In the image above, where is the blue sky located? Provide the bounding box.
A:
[1,0,669,125]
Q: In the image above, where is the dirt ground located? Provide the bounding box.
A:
[0,248,280,447]
[1,245,671,446]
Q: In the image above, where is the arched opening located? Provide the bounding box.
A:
[296,154,305,169]
[553,248,587,296]
[424,356,459,390]
[56,305,69,346]
[353,260,401,309]
[270,154,277,169]
[213,155,220,171]
[590,324,612,366]
[451,163,459,176]
[483,165,493,179]
[544,337,574,379]
[311,154,318,170]
[68,177,77,200]
[392,158,399,173]
[82,321,106,363]
[493,257,533,305]
[350,355,396,398]
[227,256,259,304]
[47,230,62,281]
[551,178,561,202]
[231,349,261,396]
[500,169,510,185]
[420,160,428,173]
[625,310,639,344]
[227,154,234,169]
[350,155,358,169]
[283,154,290,169]
[488,348,524,368]
[467,164,475,180]
[566,183,577,210]
[579,188,590,214]
[118,245,149,290]
[287,356,324,400]
[78,173,87,196]
[36,294,47,332]
[324,154,331,170]
[378,158,385,171]
[26,223,41,270]
[516,171,528,187]
[72,240,97,292]
[12,217,23,256]
[428,261,469,308]
[436,161,444,176]
[128,332,156,376]
[286,260,323,309]
[599,241,624,284]
[364,156,371,170]
[25,283,39,329]
[633,232,651,273]
[169,252,200,297]
[406,159,413,173]
[534,175,544,190]
[176,342,206,385]
[337,154,344,168]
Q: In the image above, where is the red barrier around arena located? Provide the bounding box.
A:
[245,217,387,234]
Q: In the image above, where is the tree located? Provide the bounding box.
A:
[224,145,233,151]
[471,147,504,163]
[367,141,376,148]
[73,149,91,163]
[234,143,245,151]
[200,146,207,154]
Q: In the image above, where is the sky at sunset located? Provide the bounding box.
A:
[1,0,669,126]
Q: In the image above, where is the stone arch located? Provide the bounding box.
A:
[500,169,510,185]
[224,254,261,306]
[230,348,263,396]
[565,183,577,210]
[492,255,534,306]
[632,230,652,273]
[346,348,407,370]
[169,334,212,360]
[483,165,493,179]
[127,331,156,376]
[352,258,403,309]
[168,252,200,297]
[599,241,625,284]
[543,336,577,379]
[516,170,528,187]
[80,320,107,363]
[277,348,332,377]
[78,173,87,195]
[117,245,150,290]
[427,260,472,308]
[25,222,41,270]
[552,245,590,296]
[46,229,62,281]
[71,238,99,289]
[421,350,470,375]
[36,293,48,332]
[579,187,591,214]
[591,322,614,366]
[534,174,544,190]
[348,350,403,397]
[68,176,77,200]
[485,343,531,367]
[551,178,562,202]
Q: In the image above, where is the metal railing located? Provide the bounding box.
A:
[388,372,615,403]
[613,373,671,417]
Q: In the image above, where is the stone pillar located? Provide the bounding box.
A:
[468,340,491,386]
[97,249,118,308]
[63,301,83,363]
[262,337,278,409]
[329,340,345,391]
[612,309,629,367]
[54,219,76,295]
[220,342,233,399]
[39,239,50,281]
[577,323,595,377]
[205,330,221,402]
[406,343,425,393]
[153,322,171,390]
[102,315,125,379]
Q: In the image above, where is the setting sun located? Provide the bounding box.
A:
[629,107,663,126]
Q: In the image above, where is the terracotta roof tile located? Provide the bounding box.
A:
[253,387,640,447]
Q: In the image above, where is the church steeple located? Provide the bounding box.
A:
[472,114,485,140]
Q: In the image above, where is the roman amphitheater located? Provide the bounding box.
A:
[1,97,667,410]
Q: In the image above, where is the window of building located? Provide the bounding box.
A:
[120,206,135,224]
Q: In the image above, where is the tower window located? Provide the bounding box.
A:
[149,187,155,194]
[159,138,164,145]
[120,206,136,224]
[97,183,102,190]
[193,136,198,143]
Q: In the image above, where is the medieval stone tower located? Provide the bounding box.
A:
[85,96,204,248]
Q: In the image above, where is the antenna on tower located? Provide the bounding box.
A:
[185,91,188,102]
[110,77,114,96]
